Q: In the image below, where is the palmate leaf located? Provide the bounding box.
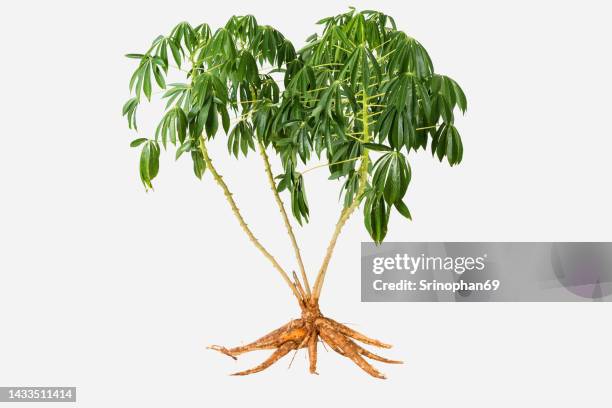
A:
[430,74,467,113]
[123,9,467,240]
[147,35,182,71]
[126,55,168,101]
[376,106,416,151]
[227,121,255,157]
[162,83,191,110]
[225,15,258,44]
[386,33,434,78]
[237,50,259,85]
[122,97,139,130]
[155,106,188,148]
[431,123,463,166]
[170,22,197,52]
[372,152,411,205]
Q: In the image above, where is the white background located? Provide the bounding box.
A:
[1,0,611,407]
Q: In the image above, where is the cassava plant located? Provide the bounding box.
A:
[123,8,466,379]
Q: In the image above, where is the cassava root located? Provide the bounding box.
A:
[208,278,401,379]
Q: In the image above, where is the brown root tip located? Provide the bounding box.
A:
[207,345,238,360]
[360,350,403,364]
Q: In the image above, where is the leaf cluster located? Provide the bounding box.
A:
[123,8,467,243]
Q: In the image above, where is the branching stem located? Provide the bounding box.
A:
[198,137,302,302]
[311,90,371,301]
[257,139,311,298]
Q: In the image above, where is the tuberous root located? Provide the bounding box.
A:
[208,307,401,379]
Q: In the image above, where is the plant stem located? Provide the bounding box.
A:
[311,90,371,301]
[300,156,361,175]
[415,124,437,131]
[198,136,302,303]
[257,139,311,298]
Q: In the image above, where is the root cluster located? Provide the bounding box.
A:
[208,291,401,379]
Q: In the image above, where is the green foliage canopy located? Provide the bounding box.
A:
[123,8,467,243]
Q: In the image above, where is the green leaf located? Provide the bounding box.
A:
[122,97,139,130]
[143,63,152,100]
[176,108,187,144]
[452,79,467,113]
[148,141,160,180]
[363,142,392,152]
[139,143,151,189]
[175,139,192,160]
[191,150,206,179]
[153,65,166,89]
[168,39,182,68]
[130,138,147,147]
[372,152,410,205]
[364,193,389,244]
[129,65,142,93]
[289,173,309,224]
[394,200,412,220]
[139,142,159,190]
[205,102,218,137]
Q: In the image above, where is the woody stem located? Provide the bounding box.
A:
[258,140,312,298]
[198,136,302,302]
[311,90,371,301]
